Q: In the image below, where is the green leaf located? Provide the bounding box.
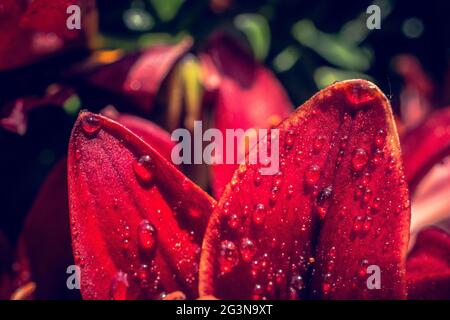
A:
[292,19,372,72]
[234,14,271,61]
[272,46,300,73]
[63,95,82,115]
[313,66,373,89]
[150,0,185,22]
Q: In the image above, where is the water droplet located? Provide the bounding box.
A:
[273,171,283,187]
[228,214,239,229]
[374,129,385,147]
[346,82,375,105]
[285,130,294,149]
[361,172,371,186]
[305,164,321,186]
[362,216,373,232]
[81,115,101,135]
[339,206,348,217]
[373,148,383,165]
[253,203,266,225]
[322,273,333,295]
[252,283,264,300]
[254,170,262,186]
[219,240,239,275]
[295,151,303,166]
[352,216,364,232]
[75,149,82,160]
[240,238,257,263]
[138,220,156,253]
[110,271,129,300]
[316,185,332,219]
[363,188,372,204]
[287,184,294,198]
[288,274,304,299]
[133,155,153,184]
[137,264,149,283]
[352,148,368,171]
[317,185,332,204]
[359,259,369,277]
[222,201,231,215]
[372,197,381,209]
[314,135,326,151]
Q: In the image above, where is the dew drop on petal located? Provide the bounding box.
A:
[352,148,368,171]
[374,129,385,148]
[305,164,321,186]
[314,135,326,152]
[240,238,257,263]
[138,220,156,252]
[81,115,101,135]
[219,240,239,275]
[285,130,294,149]
[253,203,266,225]
[133,155,153,184]
[352,215,364,232]
[110,271,129,300]
[228,214,239,229]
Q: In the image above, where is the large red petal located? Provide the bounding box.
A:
[85,39,192,112]
[407,227,450,299]
[68,111,215,299]
[15,112,179,299]
[199,80,410,299]
[200,33,292,198]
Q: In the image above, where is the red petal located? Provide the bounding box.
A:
[394,55,434,130]
[15,112,179,298]
[86,39,192,112]
[21,0,81,39]
[200,33,292,198]
[401,106,450,193]
[0,0,33,70]
[407,227,450,299]
[0,0,96,70]
[101,107,176,162]
[14,160,73,299]
[68,111,215,299]
[199,80,410,299]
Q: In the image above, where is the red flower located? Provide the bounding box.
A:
[0,7,448,297]
[64,80,448,299]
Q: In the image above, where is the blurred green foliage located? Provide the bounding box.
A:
[96,0,450,107]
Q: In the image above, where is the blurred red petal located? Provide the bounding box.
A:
[199,80,410,299]
[200,33,292,198]
[86,38,192,112]
[394,55,434,130]
[14,160,72,299]
[68,111,214,299]
[0,85,76,135]
[407,227,450,299]
[410,156,450,236]
[402,106,450,193]
[0,0,96,71]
